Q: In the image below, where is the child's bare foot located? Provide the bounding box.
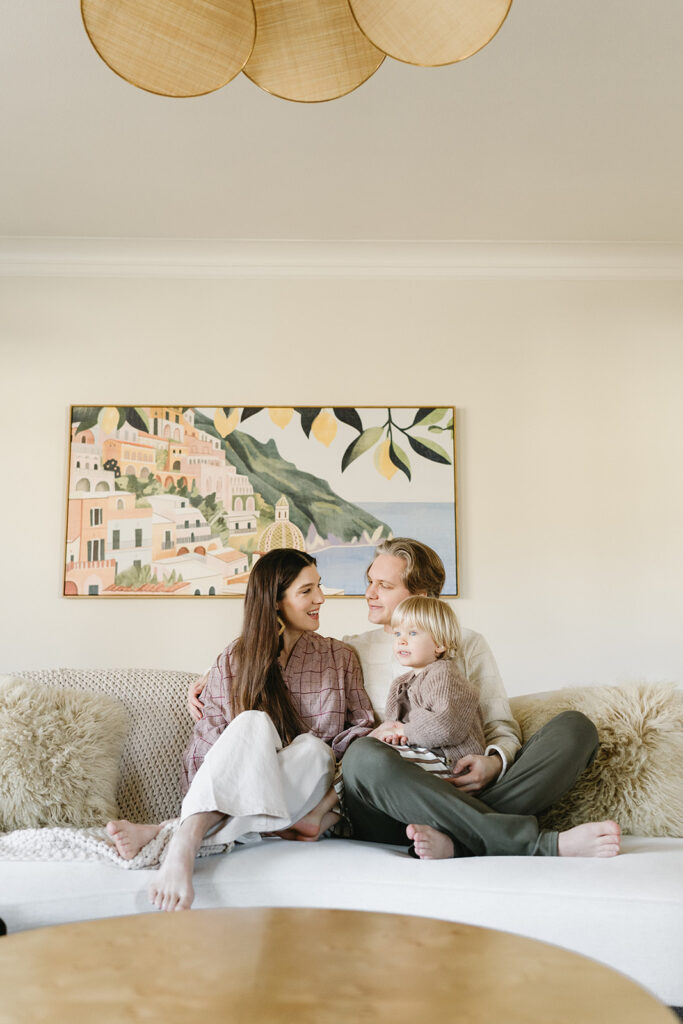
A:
[406,823,454,860]
[148,834,196,912]
[106,820,162,860]
[558,820,621,858]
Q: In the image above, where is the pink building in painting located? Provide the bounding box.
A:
[66,407,265,595]
[182,409,259,536]
[66,490,154,592]
[98,408,259,538]
[101,437,159,483]
[66,429,117,594]
[65,493,116,595]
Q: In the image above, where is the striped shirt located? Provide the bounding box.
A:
[182,632,374,793]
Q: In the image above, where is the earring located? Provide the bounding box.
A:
[277,614,286,636]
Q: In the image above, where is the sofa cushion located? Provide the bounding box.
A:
[17,669,198,824]
[0,675,129,831]
[511,682,683,836]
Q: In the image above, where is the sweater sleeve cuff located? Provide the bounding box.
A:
[485,744,508,779]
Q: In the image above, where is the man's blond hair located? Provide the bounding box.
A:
[373,538,445,597]
[391,596,461,659]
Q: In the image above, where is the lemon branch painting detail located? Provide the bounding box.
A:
[65,406,457,597]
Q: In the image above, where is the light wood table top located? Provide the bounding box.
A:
[0,907,676,1023]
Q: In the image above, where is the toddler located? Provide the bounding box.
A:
[369,596,485,778]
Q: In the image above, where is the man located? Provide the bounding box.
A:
[342,537,522,793]
[338,538,605,858]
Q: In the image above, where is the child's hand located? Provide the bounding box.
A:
[369,721,408,745]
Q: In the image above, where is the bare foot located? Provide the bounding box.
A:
[106,820,162,860]
[406,823,454,860]
[274,786,341,842]
[274,808,340,842]
[558,820,621,858]
[148,834,196,912]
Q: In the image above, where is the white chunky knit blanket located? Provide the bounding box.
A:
[0,821,228,867]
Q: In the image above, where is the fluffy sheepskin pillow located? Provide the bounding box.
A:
[510,682,683,837]
[0,675,129,832]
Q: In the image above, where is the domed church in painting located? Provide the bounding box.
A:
[259,496,306,552]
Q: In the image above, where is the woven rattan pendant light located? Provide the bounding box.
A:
[347,0,513,67]
[81,0,514,102]
[81,0,256,97]
[242,0,384,103]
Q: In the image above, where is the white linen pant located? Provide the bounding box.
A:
[180,711,336,847]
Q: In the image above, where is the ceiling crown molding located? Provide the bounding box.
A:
[1,238,683,279]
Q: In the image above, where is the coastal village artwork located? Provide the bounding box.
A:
[64,406,457,597]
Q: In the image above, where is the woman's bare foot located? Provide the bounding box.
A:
[148,834,197,912]
[406,823,454,860]
[106,820,162,860]
[148,810,224,912]
[274,786,341,842]
[276,809,341,842]
[558,820,621,858]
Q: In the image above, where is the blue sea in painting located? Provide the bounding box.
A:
[314,502,457,596]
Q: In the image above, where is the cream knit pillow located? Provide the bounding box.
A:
[0,675,129,832]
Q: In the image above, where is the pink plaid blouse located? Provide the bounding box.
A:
[182,632,375,793]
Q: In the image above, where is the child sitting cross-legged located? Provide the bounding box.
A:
[369,595,485,855]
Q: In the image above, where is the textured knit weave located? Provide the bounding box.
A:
[0,822,229,865]
[18,669,197,823]
[385,660,486,767]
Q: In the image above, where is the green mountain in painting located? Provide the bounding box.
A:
[193,411,390,546]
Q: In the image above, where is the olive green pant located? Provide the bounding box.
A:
[342,711,598,858]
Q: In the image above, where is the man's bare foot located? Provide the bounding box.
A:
[558,820,621,858]
[106,820,162,860]
[148,834,197,912]
[406,823,454,860]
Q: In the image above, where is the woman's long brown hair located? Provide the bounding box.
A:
[231,549,316,744]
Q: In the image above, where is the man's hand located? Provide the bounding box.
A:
[187,675,207,722]
[446,753,502,793]
[369,721,408,745]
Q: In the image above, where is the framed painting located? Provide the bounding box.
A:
[64,405,457,597]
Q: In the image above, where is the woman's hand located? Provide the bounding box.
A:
[187,675,207,722]
[369,721,408,745]
[446,753,502,792]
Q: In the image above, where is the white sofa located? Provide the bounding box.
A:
[2,668,682,1009]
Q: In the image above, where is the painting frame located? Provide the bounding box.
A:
[63,405,458,598]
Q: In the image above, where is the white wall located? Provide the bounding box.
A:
[1,267,681,695]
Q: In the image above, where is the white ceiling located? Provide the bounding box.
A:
[2,0,682,242]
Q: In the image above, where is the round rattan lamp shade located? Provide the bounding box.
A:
[243,0,384,103]
[81,0,256,98]
[347,0,513,67]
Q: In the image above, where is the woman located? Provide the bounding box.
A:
[107,548,374,912]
